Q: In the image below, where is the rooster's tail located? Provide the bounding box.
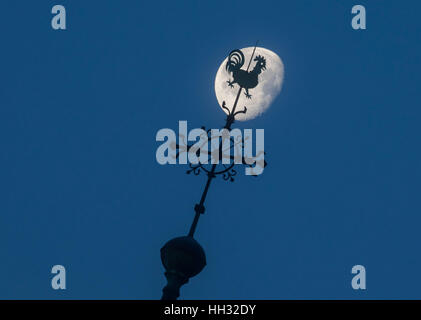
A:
[225,49,244,73]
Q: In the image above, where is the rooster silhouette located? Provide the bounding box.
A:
[226,49,267,99]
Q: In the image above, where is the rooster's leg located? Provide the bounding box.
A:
[227,80,235,88]
[244,88,252,99]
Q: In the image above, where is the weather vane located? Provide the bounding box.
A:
[159,42,284,300]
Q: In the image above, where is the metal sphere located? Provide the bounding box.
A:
[160,236,206,279]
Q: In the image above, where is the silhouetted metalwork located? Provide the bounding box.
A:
[161,236,206,300]
[182,125,267,182]
[226,49,266,99]
[160,44,267,300]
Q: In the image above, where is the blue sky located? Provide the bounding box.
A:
[1,1,420,299]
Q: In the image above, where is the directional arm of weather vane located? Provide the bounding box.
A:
[174,127,210,159]
[174,137,267,180]
[229,153,268,174]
